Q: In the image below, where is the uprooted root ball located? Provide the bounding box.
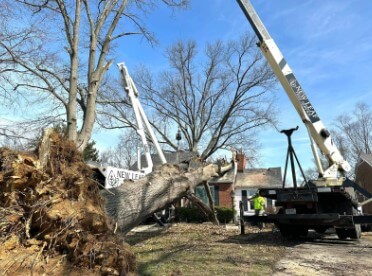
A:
[0,132,136,275]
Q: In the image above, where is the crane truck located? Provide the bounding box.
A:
[236,0,372,239]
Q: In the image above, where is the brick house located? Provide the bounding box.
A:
[355,153,372,214]
[199,151,282,217]
[234,167,282,215]
[204,166,236,208]
[130,150,282,214]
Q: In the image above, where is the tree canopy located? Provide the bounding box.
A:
[0,0,188,150]
[333,102,372,175]
[100,35,278,160]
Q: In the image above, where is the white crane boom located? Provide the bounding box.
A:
[236,0,351,180]
[117,63,167,174]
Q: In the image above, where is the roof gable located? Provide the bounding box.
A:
[360,153,372,167]
[235,167,282,188]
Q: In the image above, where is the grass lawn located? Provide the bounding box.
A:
[125,223,289,276]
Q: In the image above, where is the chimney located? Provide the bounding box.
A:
[236,150,247,172]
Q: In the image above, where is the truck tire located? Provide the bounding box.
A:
[336,228,348,240]
[336,225,361,240]
[314,226,328,234]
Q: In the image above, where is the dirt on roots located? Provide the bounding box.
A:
[0,132,136,275]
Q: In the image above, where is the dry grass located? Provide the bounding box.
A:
[125,223,290,276]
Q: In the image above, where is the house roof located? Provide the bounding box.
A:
[208,166,282,188]
[360,153,372,167]
[235,167,282,189]
[130,150,198,170]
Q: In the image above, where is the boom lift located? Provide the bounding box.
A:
[117,62,167,174]
[236,0,372,239]
[90,63,167,189]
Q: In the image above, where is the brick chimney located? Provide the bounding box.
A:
[236,150,247,172]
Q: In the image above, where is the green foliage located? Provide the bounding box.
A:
[175,207,235,223]
[83,140,100,162]
[175,207,207,223]
[215,207,235,224]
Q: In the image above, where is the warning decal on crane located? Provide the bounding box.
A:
[286,73,320,123]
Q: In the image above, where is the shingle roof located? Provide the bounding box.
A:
[235,167,282,188]
[360,153,372,167]
[208,166,282,188]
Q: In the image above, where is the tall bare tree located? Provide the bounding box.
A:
[98,35,277,160]
[137,35,277,160]
[0,0,188,150]
[333,102,372,173]
[100,129,139,168]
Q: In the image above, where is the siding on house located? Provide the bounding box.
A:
[234,167,282,216]
[206,165,282,216]
[355,154,372,214]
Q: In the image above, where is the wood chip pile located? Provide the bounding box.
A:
[0,132,136,275]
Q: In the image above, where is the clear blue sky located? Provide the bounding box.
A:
[95,0,372,172]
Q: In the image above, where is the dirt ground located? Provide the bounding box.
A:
[274,231,372,276]
[126,223,372,276]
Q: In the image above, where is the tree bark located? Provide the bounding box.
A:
[203,182,219,224]
[101,162,232,234]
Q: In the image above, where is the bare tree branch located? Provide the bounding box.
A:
[1,0,188,150]
[100,34,277,160]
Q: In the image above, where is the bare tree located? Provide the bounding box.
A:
[134,35,277,160]
[0,0,188,150]
[100,129,139,168]
[333,102,372,174]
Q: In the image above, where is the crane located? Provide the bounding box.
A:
[89,63,167,189]
[236,0,350,182]
[117,62,167,174]
[236,0,372,239]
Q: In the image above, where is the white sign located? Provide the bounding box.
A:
[104,166,145,189]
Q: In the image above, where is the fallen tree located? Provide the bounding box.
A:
[0,130,233,274]
[102,160,233,233]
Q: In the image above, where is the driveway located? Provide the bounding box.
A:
[274,232,372,275]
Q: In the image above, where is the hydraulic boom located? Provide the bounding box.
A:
[118,63,167,174]
[236,0,351,181]
[236,0,372,240]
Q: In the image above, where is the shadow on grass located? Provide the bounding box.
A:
[218,229,304,247]
[124,227,168,246]
[135,243,196,276]
[304,233,366,246]
[221,228,361,248]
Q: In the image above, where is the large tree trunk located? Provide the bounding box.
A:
[38,128,233,233]
[203,182,219,224]
[101,162,232,234]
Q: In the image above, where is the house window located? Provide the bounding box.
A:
[241,190,248,211]
[241,189,258,212]
[213,186,219,206]
[247,189,257,211]
[195,185,219,206]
